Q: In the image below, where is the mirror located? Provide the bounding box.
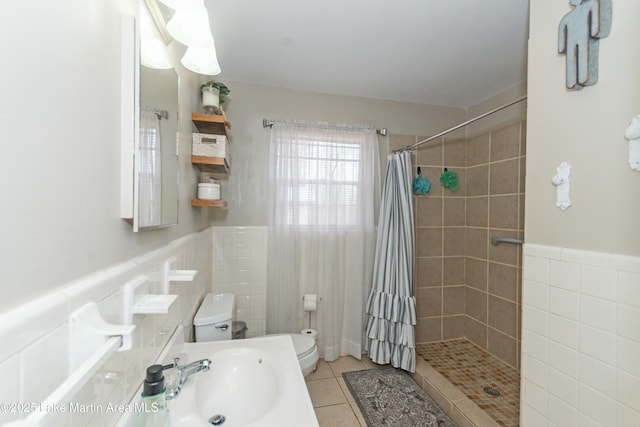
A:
[120,1,179,231]
[137,65,179,230]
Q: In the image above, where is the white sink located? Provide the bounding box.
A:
[193,347,278,425]
[167,335,318,427]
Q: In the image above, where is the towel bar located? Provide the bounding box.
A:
[491,237,525,246]
[25,303,135,425]
[26,337,121,425]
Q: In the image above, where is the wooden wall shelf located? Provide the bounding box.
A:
[191,199,226,208]
[191,112,230,208]
[191,113,230,135]
[191,155,229,174]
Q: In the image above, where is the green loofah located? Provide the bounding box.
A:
[440,169,459,191]
[413,167,431,195]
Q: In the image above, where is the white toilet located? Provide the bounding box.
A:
[268,332,319,376]
[194,293,319,376]
[194,293,235,342]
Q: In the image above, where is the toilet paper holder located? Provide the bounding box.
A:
[302,295,321,329]
[302,294,322,310]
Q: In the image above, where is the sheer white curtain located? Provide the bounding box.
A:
[267,121,380,361]
[138,109,162,227]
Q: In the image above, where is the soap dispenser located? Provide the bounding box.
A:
[135,364,170,427]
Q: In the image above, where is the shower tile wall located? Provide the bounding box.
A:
[408,132,467,344]
[466,122,525,369]
[405,119,526,370]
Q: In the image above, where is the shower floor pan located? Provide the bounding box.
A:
[415,338,520,427]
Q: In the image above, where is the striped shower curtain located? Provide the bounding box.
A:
[364,151,417,372]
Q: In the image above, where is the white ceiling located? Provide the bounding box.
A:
[205,0,530,109]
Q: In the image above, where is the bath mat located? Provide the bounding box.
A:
[342,368,458,427]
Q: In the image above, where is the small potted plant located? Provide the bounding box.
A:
[201,80,230,114]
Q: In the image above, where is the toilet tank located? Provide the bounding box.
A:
[194,293,235,342]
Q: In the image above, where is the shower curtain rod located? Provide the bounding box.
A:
[262,118,388,136]
[395,94,527,153]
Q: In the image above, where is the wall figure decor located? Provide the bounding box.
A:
[558,0,612,90]
[624,116,640,171]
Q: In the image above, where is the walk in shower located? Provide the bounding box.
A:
[391,100,526,426]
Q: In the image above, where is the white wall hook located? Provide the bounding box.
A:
[69,302,135,372]
[552,162,572,210]
[624,116,640,171]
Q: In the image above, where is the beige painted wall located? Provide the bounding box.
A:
[210,82,467,226]
[467,83,528,137]
[527,0,640,256]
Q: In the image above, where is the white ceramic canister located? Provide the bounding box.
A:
[201,86,220,111]
[198,183,220,200]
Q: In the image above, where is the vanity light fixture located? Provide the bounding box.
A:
[140,2,173,69]
[156,0,179,8]
[160,0,222,75]
[141,38,173,69]
[181,44,221,75]
[166,6,212,47]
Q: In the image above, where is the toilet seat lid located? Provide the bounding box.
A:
[269,333,316,358]
[288,334,316,358]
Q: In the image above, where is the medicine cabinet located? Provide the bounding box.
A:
[120,0,179,231]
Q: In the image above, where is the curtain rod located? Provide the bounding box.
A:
[262,118,388,136]
[143,107,169,120]
[395,94,527,153]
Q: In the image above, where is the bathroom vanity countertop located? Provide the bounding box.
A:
[117,333,318,427]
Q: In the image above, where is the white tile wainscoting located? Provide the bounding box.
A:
[521,244,640,426]
[211,226,268,338]
[0,228,212,426]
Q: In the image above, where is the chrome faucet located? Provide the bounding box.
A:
[165,356,212,399]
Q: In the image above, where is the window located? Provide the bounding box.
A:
[278,137,360,226]
[269,122,377,228]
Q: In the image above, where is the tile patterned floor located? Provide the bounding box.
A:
[305,356,392,426]
[416,339,520,427]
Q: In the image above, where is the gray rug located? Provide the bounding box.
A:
[342,368,458,427]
